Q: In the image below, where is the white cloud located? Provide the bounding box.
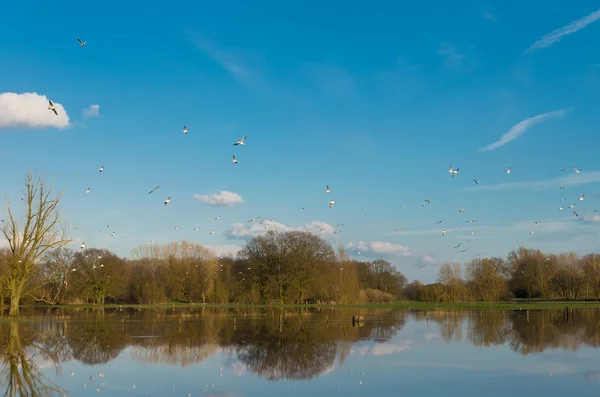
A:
[346,241,412,257]
[82,104,100,118]
[231,361,247,376]
[371,339,412,356]
[462,170,600,192]
[209,244,243,258]
[583,214,600,223]
[479,109,567,151]
[194,191,245,207]
[0,92,70,129]
[524,8,600,55]
[224,220,336,240]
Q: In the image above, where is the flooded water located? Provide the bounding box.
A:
[1,307,600,396]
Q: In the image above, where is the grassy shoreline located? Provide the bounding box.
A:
[8,300,600,311]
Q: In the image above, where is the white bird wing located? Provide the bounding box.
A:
[241,136,247,143]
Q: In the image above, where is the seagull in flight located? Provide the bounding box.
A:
[473,179,479,184]
[441,230,446,237]
[424,199,431,204]
[209,230,215,235]
[325,185,330,193]
[148,186,160,194]
[247,217,260,223]
[436,220,443,224]
[76,38,87,47]
[80,242,86,249]
[560,186,565,190]
[571,167,582,173]
[558,167,569,171]
[573,211,579,217]
[215,216,221,220]
[98,165,104,173]
[505,167,511,174]
[329,200,335,209]
[594,209,599,212]
[458,209,466,214]
[578,194,585,201]
[454,243,462,249]
[233,136,247,146]
[47,100,58,116]
[232,155,238,164]
[85,188,90,193]
[183,125,188,134]
[164,197,171,206]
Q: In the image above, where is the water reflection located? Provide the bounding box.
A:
[1,308,600,395]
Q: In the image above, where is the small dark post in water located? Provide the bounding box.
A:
[352,315,364,327]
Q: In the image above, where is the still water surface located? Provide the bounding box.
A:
[2,307,600,396]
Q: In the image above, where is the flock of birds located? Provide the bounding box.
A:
[39,38,599,269]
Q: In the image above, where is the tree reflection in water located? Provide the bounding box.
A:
[1,307,600,393]
[0,320,65,396]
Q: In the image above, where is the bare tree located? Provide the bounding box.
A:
[0,173,70,317]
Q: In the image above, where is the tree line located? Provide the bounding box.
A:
[407,246,600,302]
[1,174,599,316]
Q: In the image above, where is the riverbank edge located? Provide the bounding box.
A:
[8,300,600,311]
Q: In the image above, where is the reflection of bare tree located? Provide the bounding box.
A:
[0,321,64,396]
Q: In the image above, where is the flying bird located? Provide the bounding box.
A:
[215,216,221,220]
[325,185,330,193]
[247,217,260,223]
[233,136,247,146]
[571,167,582,173]
[594,209,599,212]
[210,230,215,235]
[85,188,90,193]
[473,179,479,184]
[329,200,335,209]
[76,38,87,47]
[183,125,188,134]
[436,220,443,224]
[459,209,466,214]
[424,199,431,204]
[48,100,58,116]
[148,186,160,194]
[80,242,86,249]
[441,230,446,237]
[164,197,171,206]
[232,155,237,164]
[98,165,104,173]
[573,211,579,217]
[505,167,512,174]
[578,194,585,201]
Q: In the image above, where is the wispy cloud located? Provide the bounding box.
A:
[462,170,600,192]
[191,37,260,85]
[194,191,245,207]
[82,104,100,118]
[479,109,567,151]
[346,241,412,257]
[437,43,466,69]
[0,92,70,129]
[482,10,496,21]
[524,8,600,55]
[301,63,356,99]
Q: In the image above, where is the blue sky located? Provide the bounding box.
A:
[1,0,600,282]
